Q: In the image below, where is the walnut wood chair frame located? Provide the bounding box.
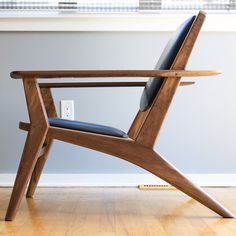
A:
[5,11,234,221]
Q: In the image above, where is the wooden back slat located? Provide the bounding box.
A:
[131,11,206,147]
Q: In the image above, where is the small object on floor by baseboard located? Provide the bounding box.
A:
[138,184,175,190]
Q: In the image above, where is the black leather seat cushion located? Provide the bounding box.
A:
[49,118,128,138]
[139,15,196,112]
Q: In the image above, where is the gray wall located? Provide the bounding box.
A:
[0,31,236,174]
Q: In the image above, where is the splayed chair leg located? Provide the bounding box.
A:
[140,151,235,218]
[5,128,47,221]
[26,139,53,198]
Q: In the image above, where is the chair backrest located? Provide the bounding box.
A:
[139,15,196,112]
[128,11,206,146]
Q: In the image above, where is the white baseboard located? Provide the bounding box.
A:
[1,173,236,187]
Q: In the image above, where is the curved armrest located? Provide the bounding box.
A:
[11,70,221,79]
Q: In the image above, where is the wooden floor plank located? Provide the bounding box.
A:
[0,187,235,236]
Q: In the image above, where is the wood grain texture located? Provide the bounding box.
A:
[48,126,234,218]
[11,70,220,79]
[7,11,233,221]
[1,187,236,236]
[136,11,206,148]
[128,110,150,140]
[180,81,195,86]
[39,81,194,88]
[39,88,57,118]
[39,81,147,88]
[19,121,30,131]
[5,79,49,221]
[26,139,53,198]
[26,88,57,198]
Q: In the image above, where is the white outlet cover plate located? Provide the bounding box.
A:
[60,100,75,120]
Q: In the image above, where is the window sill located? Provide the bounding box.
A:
[0,12,235,32]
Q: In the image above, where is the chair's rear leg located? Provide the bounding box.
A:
[5,128,47,221]
[142,151,234,218]
[26,139,53,198]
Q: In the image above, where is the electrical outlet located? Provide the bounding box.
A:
[61,100,74,120]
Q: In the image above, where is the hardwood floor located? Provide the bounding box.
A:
[0,187,236,236]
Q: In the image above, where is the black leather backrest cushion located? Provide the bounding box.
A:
[139,15,196,112]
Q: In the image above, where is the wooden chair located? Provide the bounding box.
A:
[5,11,234,221]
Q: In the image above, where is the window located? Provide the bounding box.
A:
[141,0,236,11]
[0,0,235,12]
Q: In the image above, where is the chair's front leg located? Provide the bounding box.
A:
[5,78,49,221]
[26,87,57,198]
[5,126,48,221]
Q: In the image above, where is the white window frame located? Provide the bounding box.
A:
[0,12,235,32]
[0,1,235,32]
